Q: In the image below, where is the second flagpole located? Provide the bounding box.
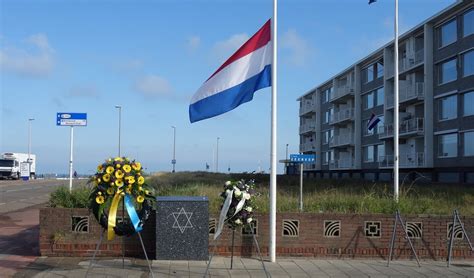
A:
[269,0,278,263]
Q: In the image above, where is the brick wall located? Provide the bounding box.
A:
[39,208,474,260]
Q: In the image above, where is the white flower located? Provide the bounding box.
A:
[235,219,242,225]
[245,206,253,212]
[225,181,231,186]
[243,192,251,200]
[225,189,233,196]
[247,217,253,224]
[234,188,242,197]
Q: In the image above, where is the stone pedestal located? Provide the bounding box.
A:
[156,196,209,260]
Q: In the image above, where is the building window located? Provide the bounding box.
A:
[376,144,385,162]
[439,19,457,48]
[464,132,474,156]
[438,95,457,121]
[463,50,474,77]
[376,60,384,79]
[376,87,384,106]
[463,9,474,37]
[366,65,374,83]
[364,92,374,110]
[363,145,375,163]
[438,58,457,84]
[438,133,458,158]
[322,130,333,144]
[322,152,328,165]
[464,91,474,116]
[322,87,332,103]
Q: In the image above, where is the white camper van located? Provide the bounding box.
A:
[0,152,36,179]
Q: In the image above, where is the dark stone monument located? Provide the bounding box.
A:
[156,196,209,260]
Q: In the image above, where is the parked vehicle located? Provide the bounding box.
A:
[0,152,36,179]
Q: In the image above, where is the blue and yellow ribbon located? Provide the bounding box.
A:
[107,190,143,240]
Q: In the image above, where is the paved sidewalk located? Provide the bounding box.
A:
[13,256,474,277]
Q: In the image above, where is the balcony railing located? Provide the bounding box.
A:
[329,158,354,170]
[330,85,354,102]
[329,108,354,124]
[299,142,314,152]
[387,82,424,107]
[299,102,314,115]
[329,133,354,147]
[386,49,424,76]
[379,152,425,168]
[378,117,424,138]
[299,124,315,134]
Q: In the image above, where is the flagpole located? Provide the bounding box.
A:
[394,0,399,202]
[270,0,278,263]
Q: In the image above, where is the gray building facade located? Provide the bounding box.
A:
[298,0,474,183]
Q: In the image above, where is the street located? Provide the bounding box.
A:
[0,179,85,215]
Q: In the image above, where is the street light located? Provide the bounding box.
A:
[216,137,220,173]
[171,126,176,173]
[285,143,289,175]
[115,105,122,157]
[28,118,35,179]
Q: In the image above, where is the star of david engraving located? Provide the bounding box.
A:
[171,207,193,234]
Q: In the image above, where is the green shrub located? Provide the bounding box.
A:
[48,186,91,208]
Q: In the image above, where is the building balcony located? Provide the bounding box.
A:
[387,82,424,108]
[299,142,315,152]
[379,152,425,168]
[329,108,354,125]
[329,158,355,170]
[299,102,314,116]
[378,117,424,139]
[329,133,354,148]
[330,85,355,103]
[299,124,315,135]
[386,49,424,76]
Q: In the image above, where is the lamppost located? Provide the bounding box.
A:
[216,137,220,173]
[28,118,35,179]
[115,105,122,157]
[171,126,176,173]
[285,143,289,175]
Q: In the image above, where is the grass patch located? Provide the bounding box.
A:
[148,172,474,216]
[48,185,90,208]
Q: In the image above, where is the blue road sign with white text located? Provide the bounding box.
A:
[290,154,316,164]
[56,113,87,126]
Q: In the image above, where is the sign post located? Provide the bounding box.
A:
[289,154,316,212]
[57,113,87,192]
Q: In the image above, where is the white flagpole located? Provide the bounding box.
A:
[270,0,278,262]
[394,0,399,202]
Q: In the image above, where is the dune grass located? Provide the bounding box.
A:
[148,171,474,216]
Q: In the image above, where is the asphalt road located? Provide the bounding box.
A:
[0,179,86,214]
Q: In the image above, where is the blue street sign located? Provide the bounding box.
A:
[56,113,87,126]
[171,159,176,164]
[290,154,316,164]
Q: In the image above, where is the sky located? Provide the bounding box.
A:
[0,0,455,175]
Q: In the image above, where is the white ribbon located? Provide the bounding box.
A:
[233,197,246,217]
[214,190,233,240]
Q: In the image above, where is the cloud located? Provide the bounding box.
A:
[186,36,201,52]
[51,97,64,108]
[0,33,54,77]
[281,29,312,67]
[211,33,249,63]
[133,74,173,98]
[67,85,100,99]
[113,58,143,72]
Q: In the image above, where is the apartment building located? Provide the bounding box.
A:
[298,0,474,183]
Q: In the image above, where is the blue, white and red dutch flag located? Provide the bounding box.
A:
[367,113,381,131]
[189,20,272,123]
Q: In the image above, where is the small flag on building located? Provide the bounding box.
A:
[368,0,377,4]
[189,20,272,123]
[367,113,381,131]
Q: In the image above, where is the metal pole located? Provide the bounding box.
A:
[230,229,235,269]
[387,211,398,266]
[172,126,176,172]
[447,209,456,267]
[69,126,74,192]
[285,144,289,174]
[299,163,303,212]
[28,118,34,179]
[269,0,278,263]
[115,105,122,157]
[394,0,400,202]
[217,137,220,173]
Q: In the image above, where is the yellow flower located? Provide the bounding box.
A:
[116,163,121,168]
[126,187,132,194]
[137,176,145,185]
[138,186,143,191]
[115,169,124,179]
[106,166,114,174]
[127,176,135,185]
[96,195,105,204]
[97,165,104,172]
[114,157,123,162]
[115,179,124,187]
[136,195,145,203]
[145,190,152,195]
[123,164,131,173]
[107,187,115,195]
[97,191,102,195]
[94,178,101,186]
[132,162,141,171]
[102,173,111,182]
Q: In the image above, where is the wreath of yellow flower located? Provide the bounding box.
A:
[123,164,132,173]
